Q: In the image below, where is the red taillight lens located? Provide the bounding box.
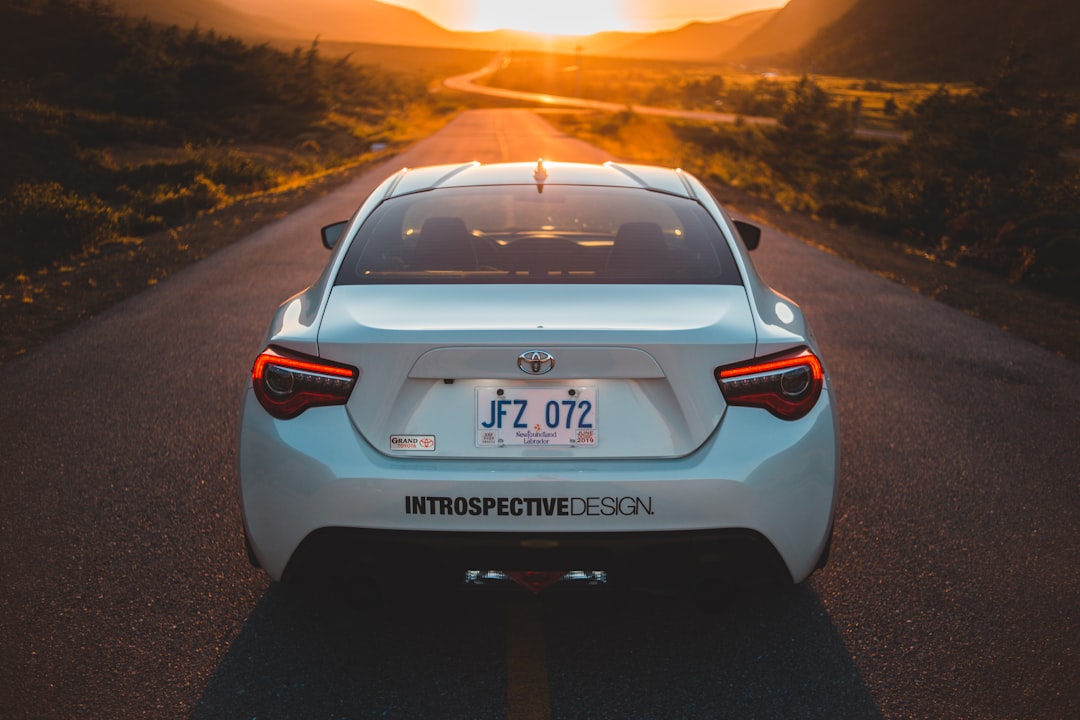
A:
[716,348,824,420]
[251,347,358,420]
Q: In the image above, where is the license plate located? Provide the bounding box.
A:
[476,387,597,447]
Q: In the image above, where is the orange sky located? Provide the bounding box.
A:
[373,0,785,34]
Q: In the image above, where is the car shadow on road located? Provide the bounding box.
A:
[192,582,880,719]
[541,584,881,719]
[191,583,509,719]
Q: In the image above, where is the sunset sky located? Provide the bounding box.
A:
[378,0,786,34]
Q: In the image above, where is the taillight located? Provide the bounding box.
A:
[251,347,358,420]
[716,348,824,420]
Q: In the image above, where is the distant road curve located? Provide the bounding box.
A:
[443,53,906,143]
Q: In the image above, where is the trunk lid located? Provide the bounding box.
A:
[318,284,756,459]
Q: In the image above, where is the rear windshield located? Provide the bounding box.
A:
[334,185,742,285]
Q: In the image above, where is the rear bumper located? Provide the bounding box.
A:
[239,386,839,586]
[282,527,793,592]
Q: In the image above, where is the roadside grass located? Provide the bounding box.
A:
[0,154,375,364]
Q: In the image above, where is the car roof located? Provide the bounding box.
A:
[384,161,697,200]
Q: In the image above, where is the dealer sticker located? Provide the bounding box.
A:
[390,435,436,451]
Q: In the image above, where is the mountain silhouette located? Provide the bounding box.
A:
[794,0,1080,85]
[726,0,859,61]
[111,0,296,38]
[611,10,778,61]
[112,0,462,44]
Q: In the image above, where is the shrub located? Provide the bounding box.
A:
[0,181,119,268]
[135,174,229,228]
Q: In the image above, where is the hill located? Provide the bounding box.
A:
[110,0,296,38]
[794,0,1080,86]
[112,0,457,44]
[222,0,456,44]
[609,10,778,62]
[725,0,858,62]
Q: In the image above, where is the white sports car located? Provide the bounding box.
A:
[239,160,838,601]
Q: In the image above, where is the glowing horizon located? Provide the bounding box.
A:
[377,1,786,34]
[465,0,627,35]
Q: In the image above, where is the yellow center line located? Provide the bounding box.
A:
[506,597,553,720]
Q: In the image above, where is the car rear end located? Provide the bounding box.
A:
[238,162,838,598]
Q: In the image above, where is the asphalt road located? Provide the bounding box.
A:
[1,109,1077,719]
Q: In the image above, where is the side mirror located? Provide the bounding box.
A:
[321,221,348,250]
[733,220,761,251]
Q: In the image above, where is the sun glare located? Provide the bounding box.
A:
[469,0,628,35]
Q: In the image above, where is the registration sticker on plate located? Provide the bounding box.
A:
[476,387,597,447]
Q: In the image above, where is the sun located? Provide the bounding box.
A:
[469,0,628,35]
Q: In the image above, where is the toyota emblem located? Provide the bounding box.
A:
[518,350,555,375]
